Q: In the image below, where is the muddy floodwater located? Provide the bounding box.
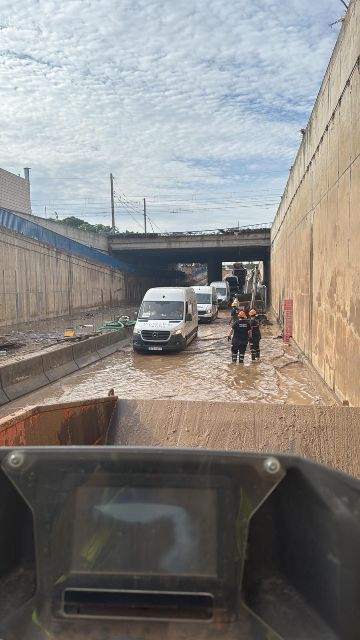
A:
[0,312,334,417]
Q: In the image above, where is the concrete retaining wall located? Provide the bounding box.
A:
[271,0,360,405]
[0,328,132,406]
[0,226,126,326]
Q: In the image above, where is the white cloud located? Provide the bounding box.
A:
[0,0,340,230]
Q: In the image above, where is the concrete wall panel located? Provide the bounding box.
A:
[317,129,329,203]
[350,69,360,162]
[338,90,353,179]
[0,228,126,326]
[271,0,360,405]
[349,156,360,265]
[327,111,339,190]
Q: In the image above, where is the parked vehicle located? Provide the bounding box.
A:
[225,275,239,298]
[210,280,230,308]
[133,287,198,352]
[193,285,218,323]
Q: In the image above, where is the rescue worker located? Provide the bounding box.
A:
[228,310,251,364]
[229,300,239,324]
[249,308,261,360]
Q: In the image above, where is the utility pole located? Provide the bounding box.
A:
[143,197,147,234]
[110,173,115,231]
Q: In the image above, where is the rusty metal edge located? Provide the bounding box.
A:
[0,395,118,432]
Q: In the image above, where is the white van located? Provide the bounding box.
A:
[133,287,198,353]
[210,281,230,308]
[193,285,218,323]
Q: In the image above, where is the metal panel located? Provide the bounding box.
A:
[0,208,137,273]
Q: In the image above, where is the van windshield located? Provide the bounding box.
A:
[196,293,211,304]
[139,300,184,320]
[216,288,227,295]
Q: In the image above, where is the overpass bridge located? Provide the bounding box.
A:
[108,224,271,283]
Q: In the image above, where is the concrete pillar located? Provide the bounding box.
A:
[207,258,222,283]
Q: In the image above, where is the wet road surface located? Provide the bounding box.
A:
[0,312,334,417]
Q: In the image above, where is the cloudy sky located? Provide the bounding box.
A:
[0,0,342,232]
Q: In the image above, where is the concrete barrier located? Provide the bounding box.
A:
[0,327,133,406]
[96,331,124,358]
[0,373,9,406]
[42,346,79,382]
[95,327,133,358]
[1,354,49,400]
[72,338,100,369]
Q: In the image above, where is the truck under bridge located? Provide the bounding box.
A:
[108,225,271,285]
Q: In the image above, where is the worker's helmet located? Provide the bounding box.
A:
[231,301,238,308]
[249,308,257,317]
[238,310,247,318]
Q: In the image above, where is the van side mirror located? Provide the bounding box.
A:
[185,313,192,322]
[134,311,138,319]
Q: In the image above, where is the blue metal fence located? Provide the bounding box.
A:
[0,208,136,273]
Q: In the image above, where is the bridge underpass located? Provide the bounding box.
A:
[108,227,271,286]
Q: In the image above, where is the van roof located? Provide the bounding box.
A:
[142,287,195,301]
[210,281,227,286]
[193,285,214,292]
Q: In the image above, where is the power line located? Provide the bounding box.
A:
[146,214,162,232]
[114,196,144,231]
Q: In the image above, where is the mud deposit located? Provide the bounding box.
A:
[1,312,356,476]
[0,312,334,417]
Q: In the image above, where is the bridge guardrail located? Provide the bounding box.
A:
[109,223,272,240]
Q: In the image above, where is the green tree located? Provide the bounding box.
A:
[51,216,114,234]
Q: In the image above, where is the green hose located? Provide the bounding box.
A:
[97,319,136,332]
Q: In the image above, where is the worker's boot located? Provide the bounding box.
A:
[231,354,237,363]
[256,349,260,359]
[251,349,256,361]
[239,355,244,364]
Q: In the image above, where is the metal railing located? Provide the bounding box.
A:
[110,222,271,239]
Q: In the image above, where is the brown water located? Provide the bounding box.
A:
[0,312,332,417]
